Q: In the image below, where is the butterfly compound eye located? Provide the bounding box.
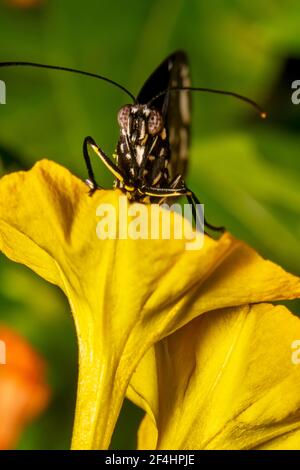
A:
[148,110,163,135]
[117,105,131,129]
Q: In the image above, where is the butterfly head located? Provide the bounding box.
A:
[117,104,164,144]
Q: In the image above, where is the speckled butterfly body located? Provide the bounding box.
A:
[114,104,169,201]
[83,51,190,205]
[112,52,191,202]
[82,51,221,228]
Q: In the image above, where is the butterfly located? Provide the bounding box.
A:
[84,52,197,208]
[0,52,265,232]
[83,51,224,232]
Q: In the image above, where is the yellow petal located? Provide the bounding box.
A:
[134,304,300,449]
[1,160,300,449]
[137,414,158,450]
[255,429,300,449]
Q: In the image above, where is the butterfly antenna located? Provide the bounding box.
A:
[0,61,136,102]
[148,86,267,119]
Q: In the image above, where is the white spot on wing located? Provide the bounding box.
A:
[140,120,146,140]
[152,171,162,185]
[148,136,158,155]
[179,65,191,125]
[161,128,167,140]
[136,145,145,166]
[180,91,190,125]
[181,65,190,85]
[179,128,188,161]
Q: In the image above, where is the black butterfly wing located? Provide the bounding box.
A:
[137,51,191,181]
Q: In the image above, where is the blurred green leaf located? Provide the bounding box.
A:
[190,132,300,273]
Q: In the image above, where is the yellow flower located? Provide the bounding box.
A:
[131,303,300,450]
[0,160,300,449]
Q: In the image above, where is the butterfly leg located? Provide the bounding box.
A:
[138,185,205,231]
[83,136,126,195]
[139,185,224,234]
[158,174,184,205]
[138,185,188,198]
[83,137,102,194]
[187,189,225,233]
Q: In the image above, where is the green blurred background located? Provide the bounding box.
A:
[0,0,299,449]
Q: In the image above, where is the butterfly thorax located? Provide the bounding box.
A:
[114,104,170,201]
